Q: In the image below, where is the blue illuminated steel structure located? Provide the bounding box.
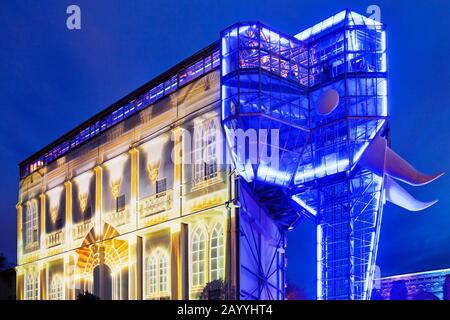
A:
[221,11,388,300]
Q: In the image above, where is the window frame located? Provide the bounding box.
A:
[156,178,167,195]
[25,272,38,300]
[145,249,170,299]
[145,254,157,298]
[192,117,220,186]
[25,200,38,246]
[158,253,169,294]
[209,222,225,281]
[116,194,126,212]
[205,119,218,179]
[193,124,204,184]
[49,276,64,300]
[191,226,207,288]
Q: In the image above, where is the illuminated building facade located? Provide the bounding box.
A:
[16,10,442,300]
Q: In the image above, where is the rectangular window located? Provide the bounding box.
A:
[156,178,167,194]
[205,161,217,180]
[56,218,63,230]
[84,206,92,219]
[116,194,126,212]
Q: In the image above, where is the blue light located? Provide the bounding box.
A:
[291,195,317,216]
[220,13,388,300]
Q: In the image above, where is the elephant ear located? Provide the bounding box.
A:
[316,89,339,115]
[358,135,444,212]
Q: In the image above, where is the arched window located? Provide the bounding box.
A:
[25,273,33,300]
[191,227,206,287]
[193,125,204,184]
[49,276,63,300]
[193,117,219,185]
[145,255,157,297]
[25,200,38,246]
[210,222,224,281]
[159,253,169,294]
[206,120,218,179]
[145,250,170,299]
[25,272,38,300]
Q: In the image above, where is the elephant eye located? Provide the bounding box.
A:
[316,89,339,115]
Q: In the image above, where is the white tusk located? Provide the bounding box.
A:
[385,147,445,186]
[385,176,438,211]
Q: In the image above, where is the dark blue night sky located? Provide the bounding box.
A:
[1,0,449,299]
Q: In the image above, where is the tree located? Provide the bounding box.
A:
[0,253,7,270]
[200,279,235,300]
[76,291,100,300]
[285,283,308,300]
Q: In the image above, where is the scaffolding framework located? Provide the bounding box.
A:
[316,169,384,299]
[220,11,388,300]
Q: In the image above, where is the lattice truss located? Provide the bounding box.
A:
[316,169,384,300]
[238,181,286,300]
